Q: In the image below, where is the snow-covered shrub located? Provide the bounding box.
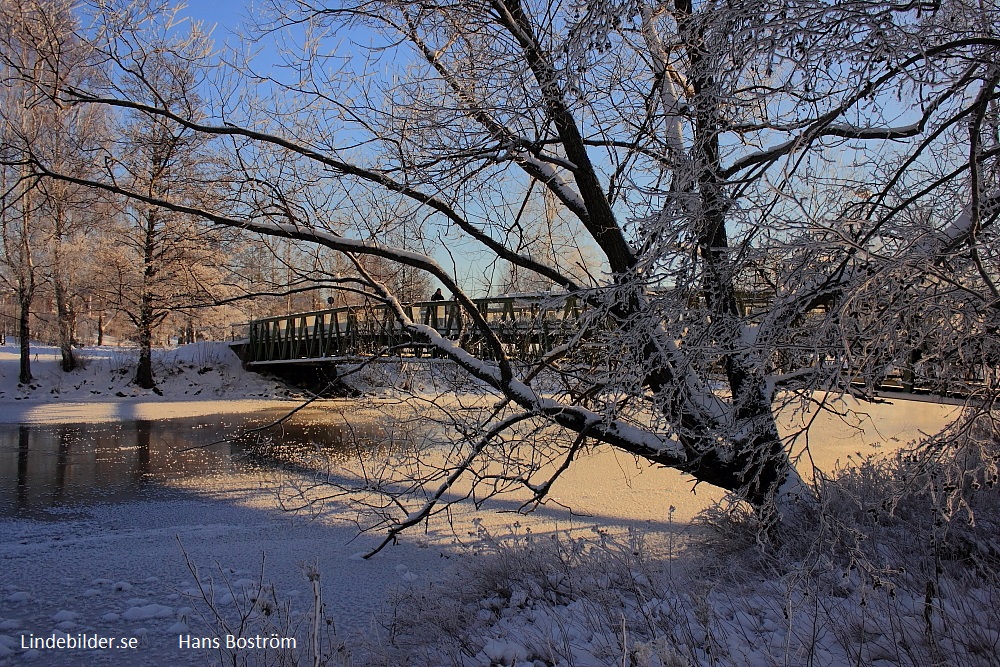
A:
[158,341,225,377]
[361,523,707,667]
[358,420,1000,667]
[696,415,1000,666]
[106,348,137,376]
[73,351,91,370]
[186,341,228,371]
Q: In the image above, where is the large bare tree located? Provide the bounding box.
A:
[7,0,1000,548]
[86,22,235,388]
[0,0,106,375]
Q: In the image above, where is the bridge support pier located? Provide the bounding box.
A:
[254,360,361,398]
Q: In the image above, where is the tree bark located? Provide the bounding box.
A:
[134,301,154,388]
[679,0,793,507]
[16,174,34,384]
[52,217,76,371]
[17,286,31,384]
[134,209,158,389]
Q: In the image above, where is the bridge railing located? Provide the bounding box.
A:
[238,290,990,397]
[243,295,586,364]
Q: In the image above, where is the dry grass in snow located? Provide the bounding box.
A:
[349,418,1000,667]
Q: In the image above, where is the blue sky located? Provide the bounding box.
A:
[167,2,508,293]
[180,0,249,34]
[180,1,279,68]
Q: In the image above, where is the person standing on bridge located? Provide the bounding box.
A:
[427,288,447,357]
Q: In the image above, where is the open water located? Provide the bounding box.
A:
[0,409,387,518]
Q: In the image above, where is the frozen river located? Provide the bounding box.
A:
[0,395,963,666]
[0,394,963,520]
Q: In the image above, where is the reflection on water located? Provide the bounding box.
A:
[0,410,388,518]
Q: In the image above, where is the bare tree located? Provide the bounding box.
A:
[99,28,230,388]
[0,0,74,382]
[0,0,106,375]
[9,0,1000,547]
[34,104,107,372]
[0,143,36,384]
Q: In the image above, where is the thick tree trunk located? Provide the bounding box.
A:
[671,0,795,511]
[134,298,155,389]
[54,278,75,372]
[18,289,31,384]
[52,209,76,372]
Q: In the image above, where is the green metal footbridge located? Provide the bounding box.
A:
[234,295,588,367]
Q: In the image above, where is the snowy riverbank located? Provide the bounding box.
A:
[0,341,299,424]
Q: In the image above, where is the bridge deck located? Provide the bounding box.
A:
[232,292,986,398]
[238,295,589,365]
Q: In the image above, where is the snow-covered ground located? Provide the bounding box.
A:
[0,340,989,666]
[0,341,299,424]
[0,469,455,666]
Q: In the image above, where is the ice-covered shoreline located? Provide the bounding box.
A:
[0,422,723,666]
